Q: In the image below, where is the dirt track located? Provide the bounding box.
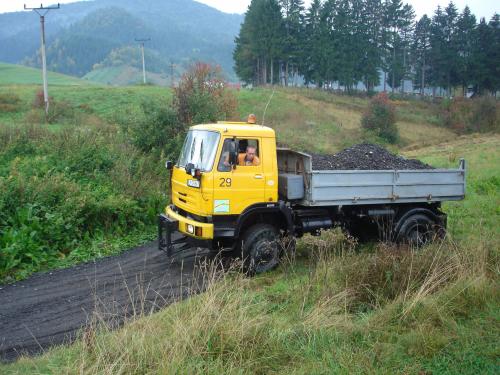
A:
[0,238,212,362]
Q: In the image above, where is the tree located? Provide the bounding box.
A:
[302,0,325,86]
[235,0,496,96]
[359,0,384,92]
[234,0,286,85]
[279,0,305,85]
[412,15,431,94]
[471,15,499,95]
[455,6,476,95]
[383,1,414,92]
[488,14,500,94]
[429,2,459,96]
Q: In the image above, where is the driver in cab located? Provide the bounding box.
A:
[238,145,260,166]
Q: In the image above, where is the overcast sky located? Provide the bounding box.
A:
[1,0,498,19]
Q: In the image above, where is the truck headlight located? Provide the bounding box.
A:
[186,224,195,234]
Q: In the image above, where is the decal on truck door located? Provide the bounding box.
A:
[214,199,230,213]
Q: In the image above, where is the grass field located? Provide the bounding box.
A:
[0,78,498,373]
[237,87,457,152]
[83,65,171,86]
[3,133,498,373]
[0,62,91,86]
[1,82,457,150]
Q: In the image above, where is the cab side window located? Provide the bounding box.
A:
[217,138,260,172]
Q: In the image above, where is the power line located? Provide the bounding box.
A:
[135,38,150,84]
[24,3,60,117]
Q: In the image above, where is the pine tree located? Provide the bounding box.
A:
[279,0,305,85]
[235,0,495,97]
[487,14,500,94]
[383,0,414,92]
[412,15,431,94]
[359,0,384,92]
[429,2,459,95]
[233,0,286,85]
[380,0,399,91]
[454,6,476,95]
[471,15,499,95]
[302,0,325,86]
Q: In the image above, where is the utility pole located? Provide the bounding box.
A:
[135,38,150,84]
[24,3,60,116]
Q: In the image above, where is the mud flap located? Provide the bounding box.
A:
[158,213,178,256]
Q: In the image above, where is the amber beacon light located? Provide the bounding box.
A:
[247,114,257,124]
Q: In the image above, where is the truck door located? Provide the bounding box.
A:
[213,137,265,215]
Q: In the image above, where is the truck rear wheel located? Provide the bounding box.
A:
[396,213,441,248]
[241,224,280,275]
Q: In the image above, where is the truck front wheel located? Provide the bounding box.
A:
[240,224,280,275]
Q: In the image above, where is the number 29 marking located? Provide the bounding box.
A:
[219,178,232,187]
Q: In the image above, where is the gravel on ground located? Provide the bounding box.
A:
[310,143,434,170]
[0,237,212,363]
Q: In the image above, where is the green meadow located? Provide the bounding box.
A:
[0,70,498,373]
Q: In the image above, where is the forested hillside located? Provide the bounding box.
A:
[235,0,500,95]
[0,0,243,80]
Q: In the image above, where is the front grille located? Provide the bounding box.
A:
[173,205,211,223]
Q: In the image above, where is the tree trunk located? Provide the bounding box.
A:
[270,58,274,85]
[263,57,267,85]
[392,47,395,93]
[421,54,425,96]
[447,72,451,97]
[383,71,387,92]
[285,61,289,87]
[256,58,260,86]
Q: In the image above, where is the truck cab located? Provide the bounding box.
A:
[159,119,292,272]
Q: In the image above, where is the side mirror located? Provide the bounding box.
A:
[229,151,238,166]
[185,162,195,175]
[228,139,239,169]
[165,160,174,170]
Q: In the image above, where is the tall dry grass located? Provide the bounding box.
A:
[35,229,497,374]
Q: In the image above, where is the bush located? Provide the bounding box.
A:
[361,92,399,143]
[0,123,165,281]
[0,93,21,112]
[120,100,184,156]
[174,62,237,126]
[120,62,238,160]
[32,89,50,109]
[29,90,79,124]
[440,96,499,134]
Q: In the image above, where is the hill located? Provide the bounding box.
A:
[0,0,243,81]
[0,62,91,86]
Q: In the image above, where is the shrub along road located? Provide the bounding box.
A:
[0,237,210,362]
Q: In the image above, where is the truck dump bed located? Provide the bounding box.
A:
[277,149,466,206]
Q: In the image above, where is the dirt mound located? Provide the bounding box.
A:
[311,143,433,170]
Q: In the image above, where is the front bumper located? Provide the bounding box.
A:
[158,205,214,255]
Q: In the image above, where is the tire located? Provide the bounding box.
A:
[396,213,439,248]
[240,224,280,275]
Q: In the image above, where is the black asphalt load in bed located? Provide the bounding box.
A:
[311,143,434,170]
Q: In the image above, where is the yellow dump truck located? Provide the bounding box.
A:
[159,116,466,273]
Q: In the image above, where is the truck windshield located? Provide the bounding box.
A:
[178,130,220,172]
